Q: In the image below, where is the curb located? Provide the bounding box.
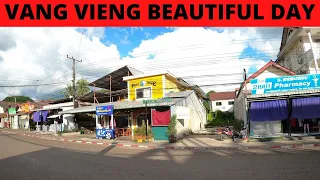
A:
[1,130,320,151]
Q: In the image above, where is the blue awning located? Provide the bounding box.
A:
[249,100,288,122]
[291,97,320,119]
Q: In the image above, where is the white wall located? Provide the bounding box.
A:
[246,66,290,91]
[278,34,320,75]
[172,91,207,133]
[12,116,18,129]
[211,99,234,112]
[171,106,191,138]
[43,102,74,110]
[62,106,76,131]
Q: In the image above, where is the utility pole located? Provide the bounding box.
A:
[67,55,82,108]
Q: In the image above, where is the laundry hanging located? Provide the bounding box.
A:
[33,112,41,122]
[41,110,49,122]
[151,110,171,126]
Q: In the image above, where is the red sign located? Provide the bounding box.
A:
[0,0,319,27]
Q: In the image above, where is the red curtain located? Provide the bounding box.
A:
[152,110,171,126]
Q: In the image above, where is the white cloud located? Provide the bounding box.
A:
[0,27,282,100]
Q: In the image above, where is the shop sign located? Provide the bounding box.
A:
[251,74,320,95]
[96,128,114,139]
[175,107,190,119]
[96,105,114,115]
[8,108,16,115]
[143,97,172,105]
[131,80,157,88]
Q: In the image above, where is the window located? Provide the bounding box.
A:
[216,102,222,106]
[228,101,234,105]
[136,87,151,99]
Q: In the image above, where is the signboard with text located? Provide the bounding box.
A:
[96,105,114,116]
[250,74,320,95]
[96,128,114,139]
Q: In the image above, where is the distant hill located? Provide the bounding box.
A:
[3,96,34,103]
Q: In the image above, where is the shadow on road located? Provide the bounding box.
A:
[1,133,320,180]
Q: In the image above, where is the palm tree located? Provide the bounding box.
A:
[76,78,90,96]
[62,78,90,98]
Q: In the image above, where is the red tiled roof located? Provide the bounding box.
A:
[209,91,235,101]
[245,60,296,83]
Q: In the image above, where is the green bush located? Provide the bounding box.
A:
[206,110,243,131]
[166,115,177,142]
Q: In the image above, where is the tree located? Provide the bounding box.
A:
[62,78,90,98]
[203,90,215,112]
[3,96,34,103]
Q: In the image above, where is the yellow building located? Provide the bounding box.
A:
[123,71,191,101]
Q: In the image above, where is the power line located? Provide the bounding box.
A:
[0,81,71,87]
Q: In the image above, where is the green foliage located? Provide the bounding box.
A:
[134,120,146,137]
[62,78,90,98]
[3,96,34,103]
[166,115,177,138]
[203,90,215,112]
[206,110,243,131]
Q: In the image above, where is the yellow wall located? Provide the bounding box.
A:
[164,76,181,96]
[128,75,164,101]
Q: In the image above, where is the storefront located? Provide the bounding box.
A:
[245,74,320,137]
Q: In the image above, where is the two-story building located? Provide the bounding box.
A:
[209,92,235,113]
[275,27,320,74]
[59,66,207,140]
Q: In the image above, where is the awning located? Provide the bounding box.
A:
[47,115,60,119]
[291,97,320,119]
[249,100,288,122]
[59,98,182,115]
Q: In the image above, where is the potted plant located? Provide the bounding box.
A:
[134,127,144,143]
[166,115,177,143]
[147,126,154,141]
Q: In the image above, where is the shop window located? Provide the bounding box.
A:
[136,114,151,127]
[177,119,184,127]
[228,101,234,105]
[136,87,151,99]
[216,102,222,106]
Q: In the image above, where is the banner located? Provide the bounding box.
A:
[96,105,114,115]
[0,0,319,26]
[152,110,171,126]
[96,128,114,139]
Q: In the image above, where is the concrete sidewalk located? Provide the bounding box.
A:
[1,129,320,151]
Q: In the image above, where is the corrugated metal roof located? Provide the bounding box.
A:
[247,89,320,99]
[59,98,183,115]
[167,90,193,98]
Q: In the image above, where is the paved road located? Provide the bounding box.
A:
[1,132,320,180]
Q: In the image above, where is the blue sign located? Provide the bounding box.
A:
[96,105,114,115]
[250,74,320,95]
[96,128,114,139]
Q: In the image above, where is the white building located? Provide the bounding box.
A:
[209,91,236,112]
[234,60,296,125]
[275,27,320,74]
